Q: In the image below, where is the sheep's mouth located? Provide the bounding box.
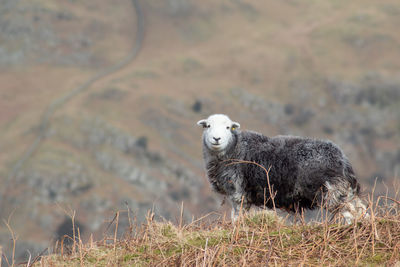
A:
[210,143,225,151]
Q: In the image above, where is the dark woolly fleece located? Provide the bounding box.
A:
[202,130,361,212]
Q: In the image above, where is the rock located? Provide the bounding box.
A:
[192,100,202,113]
[55,217,86,246]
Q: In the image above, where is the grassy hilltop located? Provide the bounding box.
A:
[31,198,400,266]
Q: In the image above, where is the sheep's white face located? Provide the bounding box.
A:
[197,114,240,152]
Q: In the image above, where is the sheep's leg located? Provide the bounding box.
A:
[230,197,251,222]
[231,206,239,222]
[340,196,369,224]
[231,205,251,222]
[341,210,354,224]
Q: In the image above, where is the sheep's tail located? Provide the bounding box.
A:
[324,158,369,223]
[342,158,361,197]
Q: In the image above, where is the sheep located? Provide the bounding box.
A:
[197,114,367,223]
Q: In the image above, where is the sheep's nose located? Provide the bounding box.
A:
[213,137,221,142]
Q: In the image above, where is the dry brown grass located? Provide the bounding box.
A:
[29,195,400,267]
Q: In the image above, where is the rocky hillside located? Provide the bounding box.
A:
[1,0,399,264]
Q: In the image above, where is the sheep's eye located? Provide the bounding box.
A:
[206,125,210,128]
[226,126,230,129]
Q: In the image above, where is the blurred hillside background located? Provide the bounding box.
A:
[0,0,399,264]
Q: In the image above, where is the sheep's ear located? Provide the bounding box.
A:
[231,121,240,130]
[197,119,208,128]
